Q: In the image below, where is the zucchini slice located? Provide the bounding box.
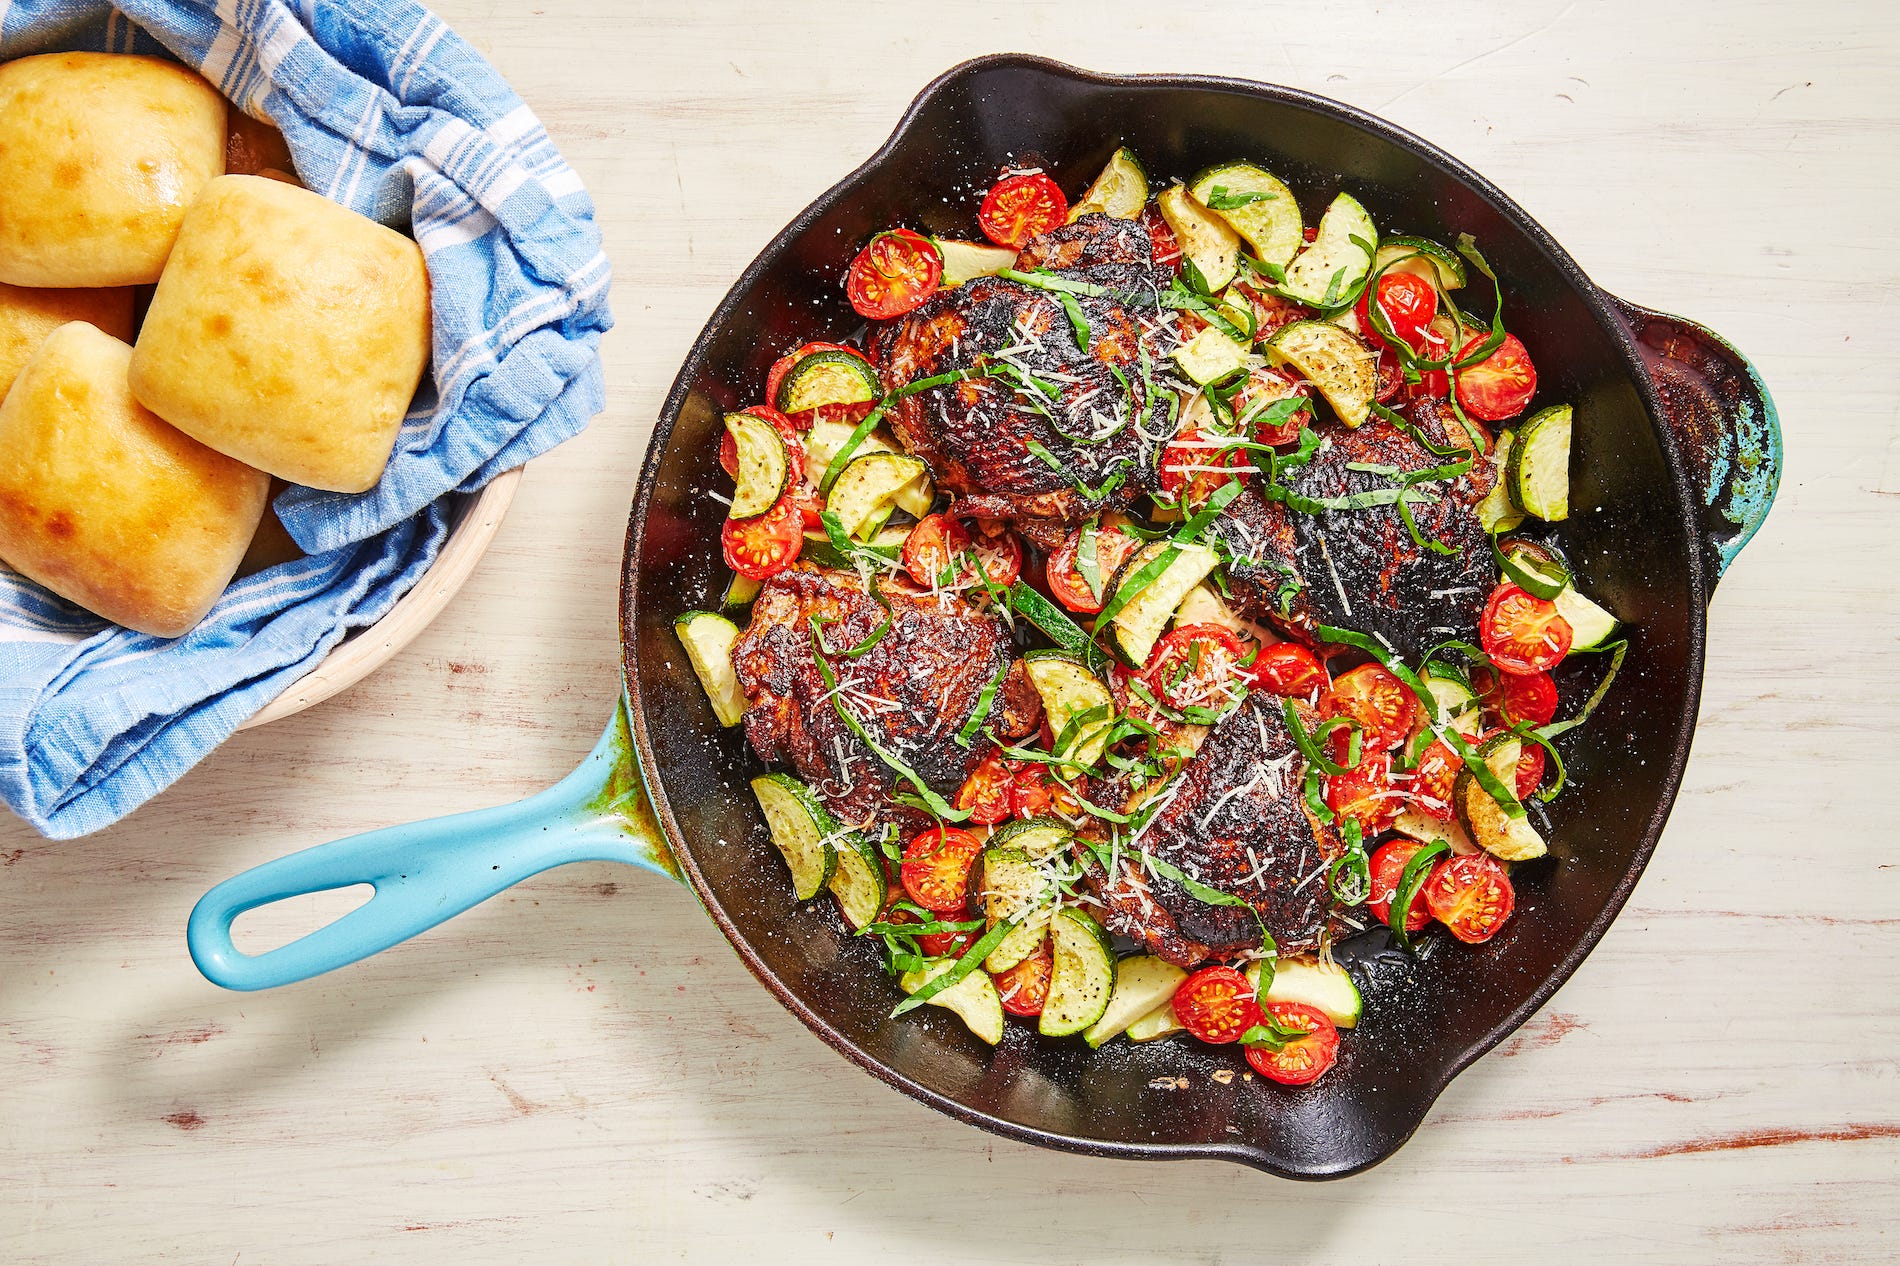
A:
[988,815,1074,860]
[774,349,881,414]
[1083,955,1188,1048]
[1246,957,1363,1029]
[722,411,790,520]
[826,451,928,540]
[1265,319,1377,428]
[981,847,1057,973]
[674,611,746,728]
[1278,192,1377,309]
[1157,183,1240,291]
[1172,326,1249,386]
[1189,162,1303,269]
[1373,235,1467,292]
[828,831,889,930]
[1023,652,1116,769]
[1421,665,1482,737]
[1070,146,1149,221]
[1107,540,1221,667]
[804,420,933,520]
[721,572,762,608]
[933,237,1015,286]
[1126,1001,1184,1043]
[748,773,839,900]
[1454,737,1547,862]
[899,958,1005,1045]
[1039,906,1116,1037]
[1476,428,1526,533]
[1509,404,1572,522]
[1392,806,1479,855]
[1554,585,1620,651]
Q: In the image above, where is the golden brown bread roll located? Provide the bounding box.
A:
[0,53,228,288]
[129,175,432,494]
[0,322,269,637]
[0,283,137,402]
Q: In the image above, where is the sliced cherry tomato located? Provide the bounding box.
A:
[1480,583,1573,675]
[1355,271,1437,352]
[900,827,985,913]
[1368,838,1433,932]
[1410,737,1461,821]
[1245,1001,1339,1085]
[847,228,943,320]
[1107,661,1170,732]
[994,941,1053,1017]
[1172,965,1264,1045]
[1234,366,1314,446]
[917,922,983,957]
[1373,348,1404,403]
[1454,331,1538,422]
[1046,522,1141,614]
[1328,663,1423,751]
[1009,763,1082,820]
[1406,328,1451,401]
[765,342,867,409]
[1302,225,1319,244]
[1474,728,1548,800]
[1141,203,1182,273]
[1471,664,1559,727]
[1142,624,1247,713]
[967,518,1023,587]
[977,172,1069,249]
[1424,853,1516,943]
[954,748,1016,826]
[1326,749,1400,834]
[720,495,803,580]
[1159,428,1248,509]
[1252,643,1328,700]
[902,513,975,588]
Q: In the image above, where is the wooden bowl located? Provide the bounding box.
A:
[237,466,524,730]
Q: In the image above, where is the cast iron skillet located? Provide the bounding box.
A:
[187,56,1780,1179]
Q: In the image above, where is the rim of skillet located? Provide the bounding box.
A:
[622,53,1711,1178]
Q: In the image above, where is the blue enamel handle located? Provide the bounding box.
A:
[188,700,679,991]
[1607,296,1782,583]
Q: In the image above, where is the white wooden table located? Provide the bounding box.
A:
[5,2,1896,1260]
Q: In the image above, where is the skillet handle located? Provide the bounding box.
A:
[1604,296,1782,585]
[187,700,679,991]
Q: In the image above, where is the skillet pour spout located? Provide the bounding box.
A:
[189,55,1779,1179]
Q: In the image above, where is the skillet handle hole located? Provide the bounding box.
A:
[231,883,375,956]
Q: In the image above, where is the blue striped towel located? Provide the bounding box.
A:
[0,0,613,839]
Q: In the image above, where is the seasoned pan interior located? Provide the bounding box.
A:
[625,58,1705,1176]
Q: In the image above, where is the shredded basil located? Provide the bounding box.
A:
[1389,837,1452,952]
[1535,638,1629,740]
[889,916,1019,1016]
[1205,186,1276,210]
[953,661,1009,749]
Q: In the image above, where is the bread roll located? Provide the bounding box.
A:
[0,322,269,637]
[129,175,431,493]
[0,53,228,288]
[0,283,137,402]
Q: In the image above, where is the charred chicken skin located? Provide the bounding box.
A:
[1212,397,1499,660]
[731,565,1037,830]
[874,214,1170,549]
[1084,694,1344,966]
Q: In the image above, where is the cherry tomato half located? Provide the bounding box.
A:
[967,518,1024,587]
[721,495,804,580]
[1480,584,1574,675]
[1141,203,1183,273]
[954,748,1016,826]
[1471,664,1559,727]
[1409,737,1461,821]
[1476,729,1549,800]
[1326,749,1400,835]
[900,827,986,913]
[1172,965,1264,1045]
[1234,366,1314,446]
[1009,763,1083,820]
[1245,1001,1340,1085]
[902,513,974,589]
[1423,853,1516,943]
[1046,522,1141,614]
[847,228,943,320]
[1328,663,1423,751]
[1368,838,1433,932]
[1455,331,1538,422]
[994,941,1053,1017]
[1142,624,1247,713]
[1159,428,1249,509]
[1356,271,1438,352]
[979,172,1069,249]
[1252,643,1328,700]
[765,342,867,409]
[1406,327,1452,402]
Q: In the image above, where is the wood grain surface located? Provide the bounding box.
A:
[4,1,1896,1261]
